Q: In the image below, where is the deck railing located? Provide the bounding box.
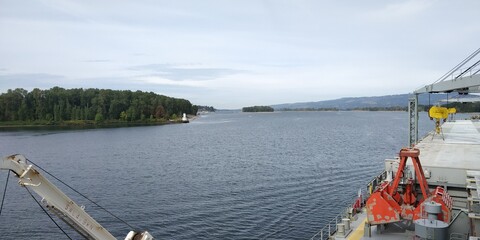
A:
[309,206,349,240]
[309,170,387,240]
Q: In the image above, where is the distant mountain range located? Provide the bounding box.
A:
[271,93,464,110]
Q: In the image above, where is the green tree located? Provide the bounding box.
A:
[155,105,166,119]
[242,106,274,112]
[120,111,128,121]
[95,113,104,123]
[0,87,197,123]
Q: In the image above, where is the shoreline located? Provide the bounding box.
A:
[0,119,184,130]
[0,114,200,130]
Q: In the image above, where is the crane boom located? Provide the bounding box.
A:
[0,154,153,240]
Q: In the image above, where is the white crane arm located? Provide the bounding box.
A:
[414,74,480,94]
[0,154,153,240]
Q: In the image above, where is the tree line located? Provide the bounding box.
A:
[242,106,274,112]
[442,102,480,112]
[196,105,216,112]
[278,108,339,111]
[350,106,408,111]
[0,87,198,123]
[276,107,405,111]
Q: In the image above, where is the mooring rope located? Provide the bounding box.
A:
[27,158,136,229]
[0,170,10,216]
[24,187,73,240]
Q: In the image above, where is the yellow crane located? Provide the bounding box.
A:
[429,106,448,139]
[428,106,456,140]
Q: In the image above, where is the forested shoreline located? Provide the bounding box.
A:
[0,87,197,126]
[242,106,274,112]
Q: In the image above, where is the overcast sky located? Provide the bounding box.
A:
[0,0,479,109]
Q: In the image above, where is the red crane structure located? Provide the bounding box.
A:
[366,148,452,225]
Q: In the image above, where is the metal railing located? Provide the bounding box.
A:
[309,170,387,240]
[309,206,349,240]
[434,48,480,83]
[366,170,387,195]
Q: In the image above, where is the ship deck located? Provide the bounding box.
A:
[416,119,480,171]
[336,119,480,240]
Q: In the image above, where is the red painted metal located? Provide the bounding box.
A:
[366,148,452,225]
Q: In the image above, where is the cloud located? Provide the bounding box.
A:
[365,0,433,22]
[83,59,112,63]
[0,73,66,91]
[131,52,148,56]
[129,64,246,81]
[1,1,479,108]
[134,75,208,87]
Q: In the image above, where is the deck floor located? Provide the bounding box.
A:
[414,120,480,170]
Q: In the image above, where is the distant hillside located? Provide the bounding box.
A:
[271,93,463,110]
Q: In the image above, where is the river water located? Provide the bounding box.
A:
[0,111,457,239]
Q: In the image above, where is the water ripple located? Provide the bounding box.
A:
[0,111,438,239]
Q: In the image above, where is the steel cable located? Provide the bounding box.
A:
[454,59,480,79]
[26,158,136,230]
[434,47,480,83]
[24,186,73,240]
[473,68,480,76]
[0,170,10,216]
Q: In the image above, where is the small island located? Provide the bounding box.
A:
[242,106,274,112]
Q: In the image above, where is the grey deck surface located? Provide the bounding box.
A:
[415,120,480,170]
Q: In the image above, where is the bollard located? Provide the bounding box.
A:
[336,223,345,237]
[364,222,371,237]
[342,218,351,231]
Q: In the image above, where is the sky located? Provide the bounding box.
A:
[0,0,479,109]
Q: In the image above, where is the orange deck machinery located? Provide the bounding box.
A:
[366,148,452,225]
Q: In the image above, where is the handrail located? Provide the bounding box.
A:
[309,203,350,240]
[454,60,480,79]
[309,170,387,240]
[434,48,480,84]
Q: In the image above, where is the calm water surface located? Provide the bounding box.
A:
[0,111,450,239]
